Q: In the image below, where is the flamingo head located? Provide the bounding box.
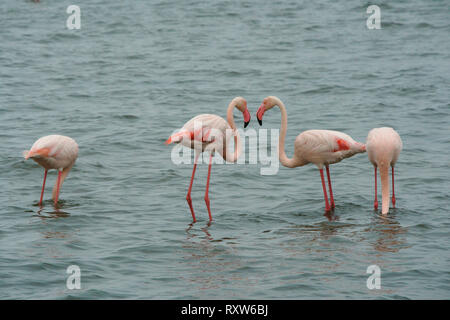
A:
[256,96,278,126]
[233,97,251,128]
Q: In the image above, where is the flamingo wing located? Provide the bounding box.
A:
[297,130,345,154]
[165,127,218,145]
[295,130,362,166]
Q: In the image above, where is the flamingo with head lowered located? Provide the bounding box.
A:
[23,135,79,206]
[366,127,402,215]
[165,97,250,222]
[256,96,366,213]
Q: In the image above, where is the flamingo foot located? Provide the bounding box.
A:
[186,195,196,223]
[319,169,331,212]
[391,167,396,208]
[325,166,335,210]
[185,154,199,223]
[54,170,62,206]
[324,211,339,221]
[39,169,48,206]
[374,200,378,211]
[204,153,213,222]
[204,196,212,221]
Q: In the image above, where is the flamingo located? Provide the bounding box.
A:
[23,135,79,206]
[366,127,402,215]
[256,96,366,212]
[165,97,250,223]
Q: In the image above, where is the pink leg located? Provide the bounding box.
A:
[54,170,62,206]
[319,168,331,212]
[39,170,48,206]
[374,166,378,210]
[391,166,396,208]
[204,153,213,221]
[186,153,200,222]
[325,165,335,209]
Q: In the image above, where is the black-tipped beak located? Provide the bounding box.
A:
[256,105,264,126]
[243,109,251,128]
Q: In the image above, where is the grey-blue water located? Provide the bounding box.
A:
[1,0,449,299]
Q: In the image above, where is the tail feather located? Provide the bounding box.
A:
[22,150,30,159]
[165,131,186,145]
[165,130,195,145]
[164,137,173,145]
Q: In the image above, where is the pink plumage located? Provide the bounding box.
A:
[256,96,366,214]
[290,129,366,168]
[366,127,403,214]
[165,97,251,222]
[167,113,241,161]
[23,135,78,205]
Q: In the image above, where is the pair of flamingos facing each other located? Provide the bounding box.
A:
[164,96,402,222]
[24,96,402,222]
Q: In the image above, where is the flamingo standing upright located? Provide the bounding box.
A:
[256,96,366,212]
[23,135,79,206]
[366,127,402,215]
[165,97,251,222]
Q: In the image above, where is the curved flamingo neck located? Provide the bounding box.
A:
[379,163,390,214]
[222,99,242,163]
[275,98,298,168]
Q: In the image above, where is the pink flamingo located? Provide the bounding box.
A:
[23,135,79,206]
[366,127,402,214]
[165,97,251,222]
[256,96,366,212]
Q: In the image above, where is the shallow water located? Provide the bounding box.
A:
[0,0,449,299]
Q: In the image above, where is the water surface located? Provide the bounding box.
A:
[0,0,449,299]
